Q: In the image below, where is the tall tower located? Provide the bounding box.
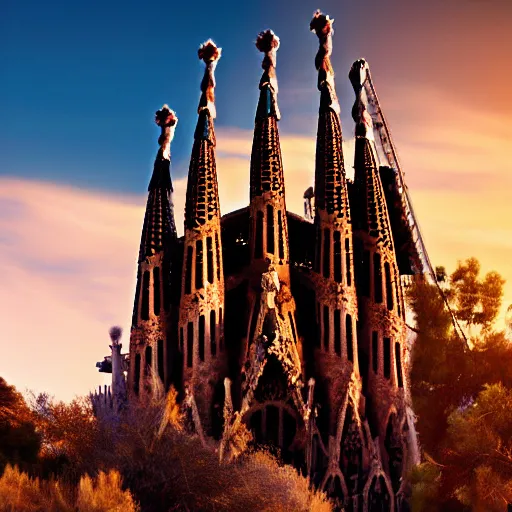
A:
[179,41,226,435]
[245,30,301,362]
[309,12,365,502]
[128,105,178,399]
[349,59,411,501]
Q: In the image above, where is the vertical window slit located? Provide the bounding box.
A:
[345,238,352,286]
[185,246,193,294]
[278,210,284,260]
[333,231,342,283]
[266,205,275,255]
[219,307,223,351]
[255,211,264,259]
[195,239,204,290]
[323,228,331,278]
[198,315,205,362]
[215,233,221,281]
[132,271,141,327]
[384,337,391,379]
[385,262,393,311]
[395,342,403,387]
[179,327,184,352]
[141,271,150,321]
[210,310,217,356]
[323,306,330,351]
[334,309,341,356]
[346,314,353,362]
[187,322,194,368]
[153,267,161,316]
[207,236,214,283]
[374,252,383,303]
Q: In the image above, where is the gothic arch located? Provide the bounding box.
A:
[364,473,394,512]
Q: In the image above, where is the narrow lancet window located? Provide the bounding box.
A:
[346,314,353,362]
[185,246,193,294]
[219,307,223,351]
[255,211,264,259]
[372,331,378,373]
[334,309,341,356]
[215,233,221,281]
[153,267,161,316]
[132,271,141,326]
[198,315,205,362]
[266,205,275,255]
[180,327,184,352]
[384,337,391,379]
[210,309,216,356]
[141,271,150,321]
[385,262,393,311]
[314,228,321,273]
[187,322,194,368]
[162,260,170,312]
[323,305,330,351]
[207,236,214,284]
[195,239,204,290]
[396,342,403,387]
[345,238,352,286]
[278,210,284,260]
[323,228,331,278]
[374,252,383,303]
[333,231,342,283]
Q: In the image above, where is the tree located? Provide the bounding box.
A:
[446,384,512,511]
[0,377,40,472]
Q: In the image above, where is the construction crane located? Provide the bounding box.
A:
[351,58,468,345]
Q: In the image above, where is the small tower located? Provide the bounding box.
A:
[309,12,365,501]
[128,106,178,399]
[349,59,411,500]
[109,326,127,412]
[179,40,226,435]
[245,30,301,363]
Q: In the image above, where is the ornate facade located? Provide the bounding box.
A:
[98,11,422,511]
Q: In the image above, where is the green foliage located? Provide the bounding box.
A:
[447,384,512,511]
[408,258,512,510]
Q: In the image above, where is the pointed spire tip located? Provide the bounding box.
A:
[198,39,222,63]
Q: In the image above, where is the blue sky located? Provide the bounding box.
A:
[5,0,509,193]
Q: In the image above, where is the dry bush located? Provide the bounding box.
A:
[0,465,72,512]
[102,389,331,511]
[0,465,138,512]
[76,470,139,512]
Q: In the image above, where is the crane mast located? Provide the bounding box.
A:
[359,60,433,278]
[356,59,468,345]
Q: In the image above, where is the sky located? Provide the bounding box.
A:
[1,0,511,401]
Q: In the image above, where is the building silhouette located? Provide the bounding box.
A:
[96,12,422,511]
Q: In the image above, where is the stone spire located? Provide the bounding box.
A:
[308,12,365,501]
[179,40,226,436]
[349,58,411,500]
[128,105,179,399]
[249,30,290,280]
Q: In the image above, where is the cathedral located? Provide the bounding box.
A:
[96,12,421,511]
